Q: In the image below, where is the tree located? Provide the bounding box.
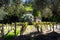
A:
[33,0,46,21]
[0,5,8,39]
[34,0,60,22]
[3,0,25,36]
[42,7,53,19]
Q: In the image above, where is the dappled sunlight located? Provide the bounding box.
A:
[0,0,60,40]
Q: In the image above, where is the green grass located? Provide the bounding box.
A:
[5,29,20,40]
[4,25,21,40]
[5,32,14,40]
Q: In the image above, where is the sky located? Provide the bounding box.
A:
[9,0,30,4]
[10,0,25,4]
[22,0,31,2]
[22,0,26,2]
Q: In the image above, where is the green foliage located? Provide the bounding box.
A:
[5,3,24,17]
[0,7,8,20]
[36,10,42,17]
[42,7,53,18]
[25,6,33,11]
[3,2,25,23]
[1,0,60,22]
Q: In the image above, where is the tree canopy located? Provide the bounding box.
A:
[0,0,60,22]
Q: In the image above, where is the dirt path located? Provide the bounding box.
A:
[23,25,60,35]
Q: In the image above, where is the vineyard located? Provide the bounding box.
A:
[0,22,60,40]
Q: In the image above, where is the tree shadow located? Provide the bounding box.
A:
[34,32,60,40]
[1,31,60,40]
[13,31,60,40]
[12,31,41,40]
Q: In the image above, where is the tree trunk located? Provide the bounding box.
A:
[8,24,9,32]
[56,23,57,29]
[36,26,39,32]
[40,25,42,33]
[50,24,51,31]
[10,23,12,30]
[53,23,54,32]
[1,22,4,40]
[14,22,16,36]
[6,24,7,29]
[20,26,24,35]
[20,24,26,35]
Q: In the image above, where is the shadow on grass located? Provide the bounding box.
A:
[4,35,14,40]
[1,31,60,40]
